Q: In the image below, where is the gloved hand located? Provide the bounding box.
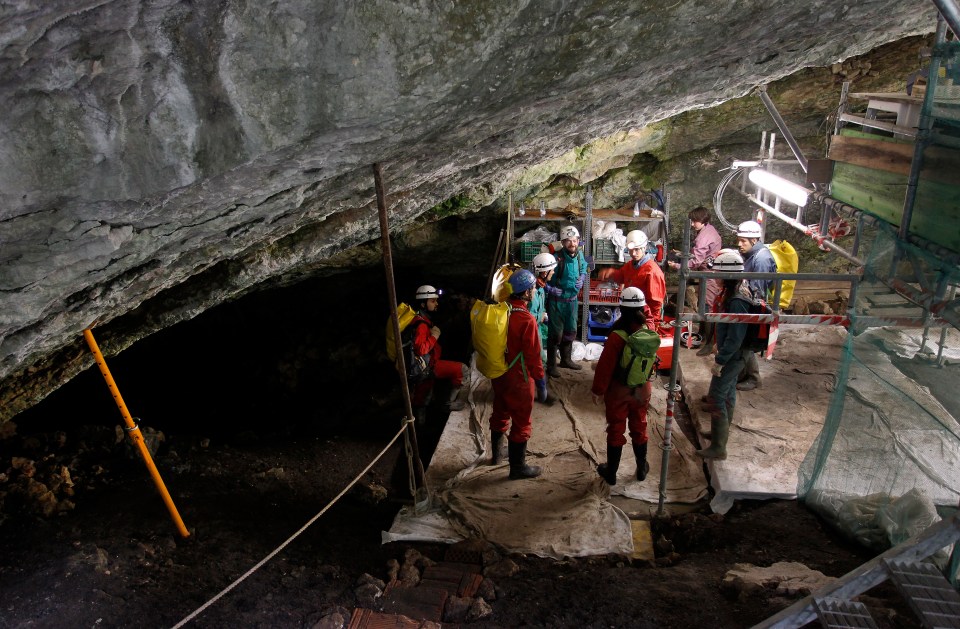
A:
[535,378,548,402]
[544,284,563,298]
[541,312,548,323]
[711,362,723,378]
[596,267,617,281]
[430,326,441,339]
[574,274,585,292]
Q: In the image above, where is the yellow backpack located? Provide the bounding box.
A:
[767,240,798,309]
[470,300,511,379]
[385,303,418,365]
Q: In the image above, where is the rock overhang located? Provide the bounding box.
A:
[0,1,939,421]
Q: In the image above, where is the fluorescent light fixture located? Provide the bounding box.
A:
[748,169,809,207]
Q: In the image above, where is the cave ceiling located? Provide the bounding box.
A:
[0,1,940,422]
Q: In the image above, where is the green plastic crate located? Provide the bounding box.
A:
[593,238,618,263]
[518,241,545,262]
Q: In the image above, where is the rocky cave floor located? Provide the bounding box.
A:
[0,394,926,629]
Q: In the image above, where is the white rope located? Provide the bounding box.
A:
[171,418,414,628]
[713,167,745,232]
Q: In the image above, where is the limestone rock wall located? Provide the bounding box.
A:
[0,1,938,421]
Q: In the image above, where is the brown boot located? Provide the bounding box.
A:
[696,322,715,356]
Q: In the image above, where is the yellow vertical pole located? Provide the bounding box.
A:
[82,328,190,538]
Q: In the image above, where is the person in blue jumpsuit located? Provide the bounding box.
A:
[530,252,558,404]
[544,225,589,378]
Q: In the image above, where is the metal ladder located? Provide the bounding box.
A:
[753,513,960,629]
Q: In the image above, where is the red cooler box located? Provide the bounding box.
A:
[656,333,673,368]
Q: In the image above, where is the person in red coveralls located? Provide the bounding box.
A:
[409,285,469,425]
[590,287,655,486]
[598,229,666,331]
[489,269,546,480]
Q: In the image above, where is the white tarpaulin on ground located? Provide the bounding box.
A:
[385,357,708,559]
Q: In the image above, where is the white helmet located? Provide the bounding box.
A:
[625,229,648,251]
[532,252,558,273]
[560,225,580,241]
[736,220,763,239]
[619,286,647,308]
[415,284,442,300]
[709,248,744,272]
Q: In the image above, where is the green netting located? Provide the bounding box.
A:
[797,222,960,576]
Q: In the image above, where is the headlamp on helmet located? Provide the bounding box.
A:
[707,249,744,272]
[736,220,763,239]
[532,252,558,273]
[415,285,442,300]
[619,286,647,308]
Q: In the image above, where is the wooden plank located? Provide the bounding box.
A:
[849,92,924,104]
[830,162,960,252]
[829,134,960,185]
[630,519,655,562]
[378,585,448,622]
[838,112,916,138]
[829,135,913,175]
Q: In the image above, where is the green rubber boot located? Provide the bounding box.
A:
[546,340,561,378]
[696,415,729,460]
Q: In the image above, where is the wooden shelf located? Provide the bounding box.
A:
[512,208,662,222]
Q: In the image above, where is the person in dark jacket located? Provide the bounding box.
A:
[696,250,753,460]
[736,221,777,391]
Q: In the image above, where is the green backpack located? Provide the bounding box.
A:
[612,328,661,387]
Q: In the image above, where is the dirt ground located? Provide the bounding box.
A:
[0,398,924,629]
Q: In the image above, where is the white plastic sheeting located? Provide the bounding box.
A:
[384,357,708,558]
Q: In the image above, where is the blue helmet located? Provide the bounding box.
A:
[508,269,536,294]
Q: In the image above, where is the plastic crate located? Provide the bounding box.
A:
[593,238,618,263]
[588,283,621,304]
[587,309,617,342]
[518,241,545,262]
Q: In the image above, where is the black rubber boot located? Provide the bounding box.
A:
[559,340,582,370]
[632,442,650,481]
[597,445,622,486]
[414,406,427,425]
[490,431,506,465]
[508,441,542,480]
[546,340,561,378]
[447,387,466,411]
